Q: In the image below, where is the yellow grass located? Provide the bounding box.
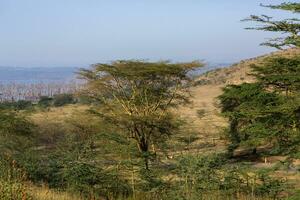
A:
[29,185,82,200]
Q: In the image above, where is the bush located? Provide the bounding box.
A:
[174,154,287,199]
[38,96,53,108]
[14,100,33,110]
[255,171,287,199]
[0,100,33,111]
[53,94,75,107]
[288,190,300,200]
[0,110,34,136]
[63,163,132,199]
[0,155,33,200]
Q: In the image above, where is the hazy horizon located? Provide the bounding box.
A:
[0,0,294,67]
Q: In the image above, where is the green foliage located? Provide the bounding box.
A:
[53,93,76,107]
[0,109,34,199]
[79,60,202,169]
[255,171,287,199]
[0,110,33,136]
[251,56,300,94]
[0,100,33,111]
[14,100,33,110]
[287,190,300,200]
[0,155,33,200]
[0,110,34,158]
[243,2,300,48]
[16,111,136,199]
[38,96,53,107]
[37,94,76,108]
[265,2,300,13]
[219,55,300,155]
[62,163,132,199]
[176,153,227,194]
[169,154,287,200]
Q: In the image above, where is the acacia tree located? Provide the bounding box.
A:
[79,60,201,169]
[219,82,300,156]
[251,56,300,95]
[243,2,300,48]
[219,2,300,156]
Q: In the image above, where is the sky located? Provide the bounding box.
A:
[0,0,296,67]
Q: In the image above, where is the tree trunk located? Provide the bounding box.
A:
[137,138,150,170]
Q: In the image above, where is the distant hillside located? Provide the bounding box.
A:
[177,48,300,152]
[195,48,300,86]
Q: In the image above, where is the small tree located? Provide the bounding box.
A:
[79,60,201,169]
[243,2,300,48]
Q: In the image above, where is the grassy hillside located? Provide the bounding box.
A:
[196,48,300,85]
[178,48,300,152]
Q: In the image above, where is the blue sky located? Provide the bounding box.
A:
[0,0,295,67]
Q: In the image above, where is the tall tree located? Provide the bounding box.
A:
[219,82,300,155]
[79,60,201,169]
[218,1,300,156]
[243,2,300,48]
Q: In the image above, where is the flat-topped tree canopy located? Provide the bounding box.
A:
[79,60,202,108]
[79,60,203,169]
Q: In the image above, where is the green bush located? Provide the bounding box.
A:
[38,96,53,108]
[0,111,33,136]
[0,156,33,200]
[14,100,33,110]
[174,154,287,199]
[287,190,300,200]
[0,100,33,111]
[63,163,132,199]
[53,94,75,107]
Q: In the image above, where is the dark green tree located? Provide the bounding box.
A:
[251,56,300,95]
[219,82,300,155]
[218,1,300,157]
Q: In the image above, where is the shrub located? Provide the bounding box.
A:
[53,94,75,107]
[0,155,33,200]
[174,154,287,199]
[38,96,53,107]
[14,100,33,110]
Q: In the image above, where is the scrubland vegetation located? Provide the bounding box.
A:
[0,2,300,200]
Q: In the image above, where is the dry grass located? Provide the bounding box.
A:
[196,48,300,86]
[30,104,89,124]
[29,185,82,200]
